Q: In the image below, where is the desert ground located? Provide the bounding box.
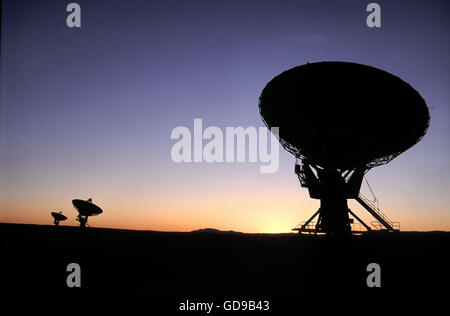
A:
[1,223,449,298]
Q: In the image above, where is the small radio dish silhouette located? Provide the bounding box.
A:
[51,211,67,226]
[72,198,103,228]
[259,61,430,235]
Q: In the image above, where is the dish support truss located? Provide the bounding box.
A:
[292,158,399,235]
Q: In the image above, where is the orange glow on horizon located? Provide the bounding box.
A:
[2,191,449,233]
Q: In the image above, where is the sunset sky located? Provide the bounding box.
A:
[1,0,449,232]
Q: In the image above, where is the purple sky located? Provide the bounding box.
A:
[1,0,449,231]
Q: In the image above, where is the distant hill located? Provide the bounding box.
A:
[190,228,242,234]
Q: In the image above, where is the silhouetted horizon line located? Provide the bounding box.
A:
[1,222,449,234]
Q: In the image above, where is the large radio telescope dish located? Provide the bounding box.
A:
[259,61,430,235]
[259,61,430,169]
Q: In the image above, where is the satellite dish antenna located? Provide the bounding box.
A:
[259,61,430,235]
[72,198,103,228]
[51,211,67,226]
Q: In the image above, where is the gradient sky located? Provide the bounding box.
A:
[1,0,449,232]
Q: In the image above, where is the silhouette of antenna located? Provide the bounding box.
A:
[72,198,103,228]
[259,61,430,235]
[50,211,67,226]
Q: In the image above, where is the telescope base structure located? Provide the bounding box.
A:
[76,215,88,228]
[293,160,398,235]
[316,198,352,235]
[294,201,373,235]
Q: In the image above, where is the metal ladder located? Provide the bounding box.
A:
[355,194,398,231]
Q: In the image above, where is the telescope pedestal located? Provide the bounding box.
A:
[316,198,352,235]
[77,215,88,228]
[294,160,399,234]
[295,160,365,235]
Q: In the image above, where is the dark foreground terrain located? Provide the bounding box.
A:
[1,223,449,298]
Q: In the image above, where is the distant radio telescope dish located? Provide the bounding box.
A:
[259,61,430,235]
[51,211,67,226]
[72,198,103,228]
